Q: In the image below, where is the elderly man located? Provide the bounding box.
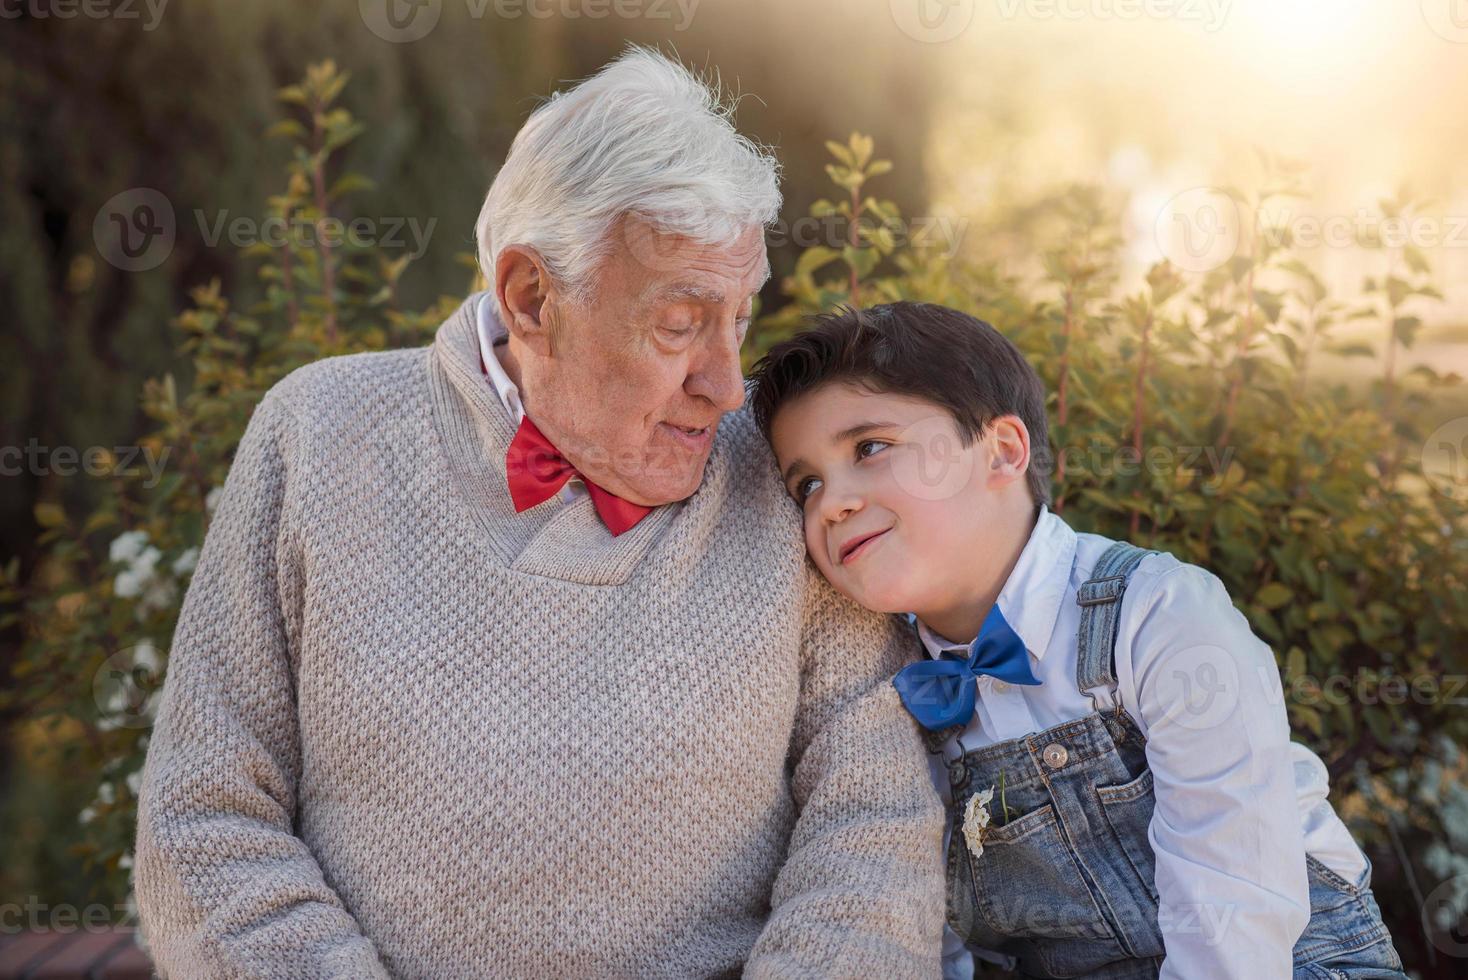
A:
[134,47,943,978]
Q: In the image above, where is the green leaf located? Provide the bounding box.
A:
[794,246,840,279]
[824,140,855,168]
[34,502,66,528]
[1255,582,1293,609]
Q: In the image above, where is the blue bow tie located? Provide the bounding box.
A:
[893,605,1041,732]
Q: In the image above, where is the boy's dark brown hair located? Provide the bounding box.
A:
[748,301,1052,507]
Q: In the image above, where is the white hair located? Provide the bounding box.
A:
[475,46,782,310]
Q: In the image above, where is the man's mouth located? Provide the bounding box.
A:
[659,421,714,451]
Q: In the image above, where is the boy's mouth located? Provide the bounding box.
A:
[838,527,891,565]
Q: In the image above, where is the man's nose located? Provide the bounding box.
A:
[688,326,746,413]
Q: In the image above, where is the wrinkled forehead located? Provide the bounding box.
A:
[616,219,770,303]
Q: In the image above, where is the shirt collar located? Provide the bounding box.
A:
[474,291,526,425]
[914,506,1077,662]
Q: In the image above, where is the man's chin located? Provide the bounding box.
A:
[603,459,709,508]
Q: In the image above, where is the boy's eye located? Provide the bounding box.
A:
[794,475,822,504]
[856,439,890,460]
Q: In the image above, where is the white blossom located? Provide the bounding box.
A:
[108,530,149,566]
[962,786,995,860]
[171,546,199,576]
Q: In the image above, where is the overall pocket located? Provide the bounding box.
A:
[961,799,1119,944]
[1095,768,1160,903]
[1094,767,1166,959]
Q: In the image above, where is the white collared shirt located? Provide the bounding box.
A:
[475,292,584,507]
[924,506,1367,980]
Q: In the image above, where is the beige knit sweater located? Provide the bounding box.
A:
[134,296,945,979]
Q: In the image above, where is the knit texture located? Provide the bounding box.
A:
[134,296,945,979]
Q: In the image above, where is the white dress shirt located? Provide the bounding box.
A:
[925,506,1367,980]
[475,292,584,508]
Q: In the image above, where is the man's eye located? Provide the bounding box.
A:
[856,439,890,460]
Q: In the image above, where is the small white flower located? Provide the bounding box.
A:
[962,786,995,859]
[113,568,144,599]
[108,530,149,566]
[171,547,199,576]
[205,486,223,515]
[137,577,177,615]
[125,770,143,795]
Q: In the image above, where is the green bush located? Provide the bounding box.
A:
[5,71,1467,969]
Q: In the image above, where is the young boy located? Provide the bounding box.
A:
[748,302,1405,980]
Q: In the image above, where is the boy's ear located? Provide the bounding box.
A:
[985,415,1032,488]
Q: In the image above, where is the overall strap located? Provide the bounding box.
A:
[1074,541,1156,698]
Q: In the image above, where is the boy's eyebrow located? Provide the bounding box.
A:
[834,420,898,443]
[779,421,899,487]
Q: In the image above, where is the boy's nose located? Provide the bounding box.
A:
[819,486,864,525]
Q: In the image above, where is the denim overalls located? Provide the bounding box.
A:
[929,542,1406,979]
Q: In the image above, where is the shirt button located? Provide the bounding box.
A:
[991,680,1012,694]
[1042,743,1069,769]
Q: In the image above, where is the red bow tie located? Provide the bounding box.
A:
[482,345,653,537]
[504,414,654,537]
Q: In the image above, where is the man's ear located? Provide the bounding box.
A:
[495,244,555,357]
[986,415,1032,489]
